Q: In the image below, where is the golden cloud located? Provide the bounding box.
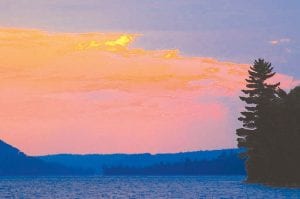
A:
[0,28,298,95]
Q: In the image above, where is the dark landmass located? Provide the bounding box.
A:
[1,139,245,176]
[0,140,94,176]
[39,149,245,175]
[103,152,245,175]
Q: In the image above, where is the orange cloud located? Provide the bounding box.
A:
[0,28,250,94]
[0,28,298,155]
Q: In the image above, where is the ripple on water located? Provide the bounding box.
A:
[0,176,299,199]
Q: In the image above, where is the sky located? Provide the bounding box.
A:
[0,1,299,155]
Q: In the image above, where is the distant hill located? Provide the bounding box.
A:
[0,140,93,176]
[39,149,245,174]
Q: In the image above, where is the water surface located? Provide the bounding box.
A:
[0,176,299,198]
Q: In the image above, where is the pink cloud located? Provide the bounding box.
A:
[0,28,298,155]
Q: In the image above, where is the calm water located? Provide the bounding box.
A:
[0,176,299,199]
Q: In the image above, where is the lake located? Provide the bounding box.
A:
[0,176,299,198]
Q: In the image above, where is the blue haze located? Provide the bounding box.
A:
[39,149,243,174]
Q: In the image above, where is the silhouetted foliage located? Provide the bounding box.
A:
[262,86,300,185]
[237,59,300,186]
[102,152,245,175]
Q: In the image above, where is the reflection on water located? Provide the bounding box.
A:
[0,176,299,199]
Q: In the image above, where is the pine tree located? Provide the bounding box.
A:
[236,59,280,182]
[271,86,300,184]
[284,86,300,184]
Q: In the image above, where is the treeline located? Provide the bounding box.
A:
[237,59,300,186]
[103,152,245,175]
[39,149,242,174]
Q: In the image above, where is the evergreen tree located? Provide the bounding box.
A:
[268,86,300,184]
[236,59,280,182]
[284,87,300,183]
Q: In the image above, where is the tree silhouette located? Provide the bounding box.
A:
[265,86,300,184]
[237,59,280,183]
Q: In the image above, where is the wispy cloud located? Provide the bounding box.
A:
[269,38,291,45]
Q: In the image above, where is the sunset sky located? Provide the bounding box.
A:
[0,1,299,155]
